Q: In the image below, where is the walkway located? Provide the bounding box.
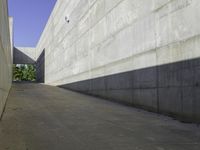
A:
[0,83,200,150]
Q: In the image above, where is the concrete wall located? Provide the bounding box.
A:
[36,50,45,83]
[36,0,200,122]
[13,47,36,64]
[0,0,13,117]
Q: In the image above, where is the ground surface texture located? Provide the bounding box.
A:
[0,83,200,150]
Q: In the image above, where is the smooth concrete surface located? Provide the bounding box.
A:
[13,47,36,64]
[36,50,45,82]
[34,0,200,85]
[0,0,13,117]
[9,17,13,60]
[30,0,200,122]
[0,83,200,150]
[61,57,200,123]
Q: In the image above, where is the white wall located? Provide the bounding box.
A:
[0,0,13,117]
[36,0,200,85]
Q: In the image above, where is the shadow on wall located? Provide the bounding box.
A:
[59,57,200,124]
[36,49,45,83]
[13,47,35,64]
[13,47,45,83]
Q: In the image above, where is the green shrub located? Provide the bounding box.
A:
[13,64,36,81]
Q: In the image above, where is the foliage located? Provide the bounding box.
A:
[13,64,36,81]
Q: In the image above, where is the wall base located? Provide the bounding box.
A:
[60,58,200,123]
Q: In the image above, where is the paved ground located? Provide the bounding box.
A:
[0,83,200,150]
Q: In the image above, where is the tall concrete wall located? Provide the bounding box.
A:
[36,0,200,122]
[0,0,13,118]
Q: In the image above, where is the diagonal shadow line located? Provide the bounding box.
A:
[13,47,36,64]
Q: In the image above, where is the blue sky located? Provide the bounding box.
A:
[8,0,57,47]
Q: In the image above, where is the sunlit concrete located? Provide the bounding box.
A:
[0,0,13,117]
[36,0,200,85]
[0,83,199,150]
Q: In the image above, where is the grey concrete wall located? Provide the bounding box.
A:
[61,58,200,123]
[0,0,13,117]
[13,47,36,64]
[36,50,45,83]
[35,0,200,122]
[37,0,200,85]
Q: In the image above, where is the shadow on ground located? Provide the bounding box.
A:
[0,83,200,150]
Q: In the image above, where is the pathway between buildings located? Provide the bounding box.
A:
[0,83,200,150]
